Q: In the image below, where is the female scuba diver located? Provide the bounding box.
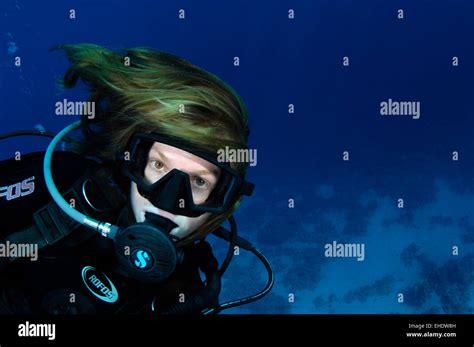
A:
[0,44,273,314]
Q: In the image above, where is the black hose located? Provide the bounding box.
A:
[212,246,274,313]
[216,216,238,276]
[204,226,275,314]
[0,130,79,144]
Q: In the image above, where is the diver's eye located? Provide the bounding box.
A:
[151,160,165,170]
[193,177,209,189]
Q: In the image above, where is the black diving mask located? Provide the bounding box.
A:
[122,133,255,218]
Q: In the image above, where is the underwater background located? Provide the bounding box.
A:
[1,0,473,313]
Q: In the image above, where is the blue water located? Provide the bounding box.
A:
[1,0,473,313]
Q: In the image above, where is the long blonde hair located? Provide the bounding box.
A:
[56,43,251,245]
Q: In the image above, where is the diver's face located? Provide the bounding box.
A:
[130,141,221,241]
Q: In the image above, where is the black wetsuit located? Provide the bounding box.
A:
[0,151,216,314]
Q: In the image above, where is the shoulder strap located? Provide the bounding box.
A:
[0,166,127,267]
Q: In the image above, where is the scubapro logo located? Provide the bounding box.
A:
[81,266,118,303]
[132,249,153,270]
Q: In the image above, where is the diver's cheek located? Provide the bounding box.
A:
[130,182,147,223]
